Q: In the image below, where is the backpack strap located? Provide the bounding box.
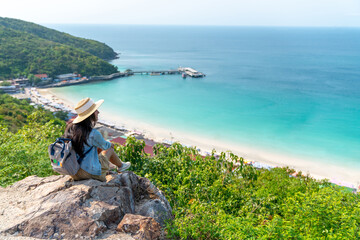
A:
[77,146,94,164]
[51,138,72,158]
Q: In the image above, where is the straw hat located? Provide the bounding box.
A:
[73,97,104,124]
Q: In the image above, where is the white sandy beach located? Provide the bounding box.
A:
[38,88,360,189]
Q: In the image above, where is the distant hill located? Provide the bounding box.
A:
[0,17,117,60]
[0,17,118,79]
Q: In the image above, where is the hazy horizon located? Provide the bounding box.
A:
[1,0,360,27]
[43,23,360,28]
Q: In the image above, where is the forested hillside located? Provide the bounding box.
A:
[0,25,118,79]
[0,17,117,60]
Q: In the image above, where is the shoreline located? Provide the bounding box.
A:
[38,87,360,189]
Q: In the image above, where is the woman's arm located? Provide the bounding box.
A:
[92,129,111,150]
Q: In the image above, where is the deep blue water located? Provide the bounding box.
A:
[48,25,360,168]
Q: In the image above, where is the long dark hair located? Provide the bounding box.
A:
[64,112,97,157]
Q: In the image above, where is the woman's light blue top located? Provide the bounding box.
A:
[80,129,111,175]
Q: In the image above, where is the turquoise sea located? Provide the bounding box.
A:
[48,25,360,170]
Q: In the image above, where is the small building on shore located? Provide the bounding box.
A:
[34,74,48,80]
[13,78,29,87]
[0,85,17,93]
[56,73,79,81]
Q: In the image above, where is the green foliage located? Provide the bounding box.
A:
[0,81,11,86]
[33,77,42,86]
[0,93,63,132]
[115,139,360,239]
[54,111,69,121]
[0,96,65,186]
[0,25,118,79]
[0,110,65,187]
[0,17,117,60]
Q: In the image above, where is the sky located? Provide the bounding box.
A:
[1,0,360,27]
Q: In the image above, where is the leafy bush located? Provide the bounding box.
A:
[0,111,65,186]
[0,93,64,132]
[116,137,360,239]
[0,81,11,86]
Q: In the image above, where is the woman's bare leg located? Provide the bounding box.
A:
[101,148,122,167]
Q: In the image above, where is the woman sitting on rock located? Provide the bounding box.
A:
[64,97,130,182]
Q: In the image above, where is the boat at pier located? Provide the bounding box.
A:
[178,67,205,78]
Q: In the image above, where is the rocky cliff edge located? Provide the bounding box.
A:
[0,172,173,240]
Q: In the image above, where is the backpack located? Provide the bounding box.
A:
[48,138,93,175]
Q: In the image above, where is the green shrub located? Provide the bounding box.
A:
[0,110,65,186]
[0,93,64,132]
[115,138,360,239]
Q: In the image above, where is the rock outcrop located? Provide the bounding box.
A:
[117,214,161,240]
[0,172,172,239]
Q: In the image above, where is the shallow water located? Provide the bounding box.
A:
[49,25,360,169]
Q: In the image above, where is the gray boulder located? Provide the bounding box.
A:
[137,200,172,227]
[0,172,172,239]
[117,214,161,240]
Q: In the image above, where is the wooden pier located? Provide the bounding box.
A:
[130,67,205,78]
[131,69,180,75]
[42,67,206,88]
